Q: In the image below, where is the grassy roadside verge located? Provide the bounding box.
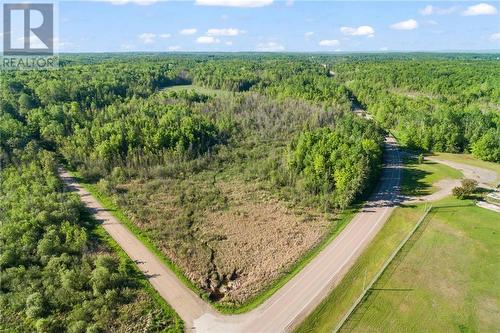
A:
[401,153,462,197]
[69,170,357,314]
[432,152,500,174]
[347,197,500,332]
[90,225,184,332]
[294,202,427,333]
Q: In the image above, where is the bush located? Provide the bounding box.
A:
[461,178,478,194]
[452,186,467,199]
[452,178,478,199]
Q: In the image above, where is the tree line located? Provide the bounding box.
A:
[332,59,499,162]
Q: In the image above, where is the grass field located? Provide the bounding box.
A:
[433,152,500,175]
[296,197,499,333]
[401,154,462,197]
[162,84,237,97]
[349,197,500,333]
[295,202,427,333]
[296,151,497,333]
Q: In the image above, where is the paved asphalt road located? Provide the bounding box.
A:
[59,136,402,333]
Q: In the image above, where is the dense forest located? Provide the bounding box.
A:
[188,54,499,162]
[334,59,500,162]
[0,146,181,332]
[0,60,193,332]
[1,53,498,323]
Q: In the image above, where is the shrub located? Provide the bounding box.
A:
[461,178,478,194]
[452,186,467,199]
[452,178,478,199]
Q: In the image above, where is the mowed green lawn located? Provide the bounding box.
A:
[401,154,462,197]
[297,198,499,333]
[295,203,426,333]
[349,197,500,333]
[297,149,498,333]
[433,152,500,175]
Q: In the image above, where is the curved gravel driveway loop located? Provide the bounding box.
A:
[59,136,402,333]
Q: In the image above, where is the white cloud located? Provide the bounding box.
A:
[196,36,220,44]
[180,28,197,35]
[390,19,419,30]
[225,41,233,45]
[256,41,284,52]
[319,39,340,47]
[139,32,156,44]
[168,45,181,51]
[206,28,245,36]
[304,31,314,38]
[285,0,294,6]
[17,36,47,49]
[159,33,171,39]
[490,32,500,41]
[195,0,273,7]
[340,25,375,37]
[100,0,157,5]
[52,37,75,50]
[380,47,389,51]
[420,5,457,16]
[462,3,497,16]
[420,5,434,15]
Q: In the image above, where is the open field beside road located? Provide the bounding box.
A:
[297,148,499,333]
[295,202,426,333]
[433,152,500,175]
[401,154,462,197]
[348,197,500,333]
[75,170,355,313]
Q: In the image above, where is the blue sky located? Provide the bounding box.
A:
[54,1,500,52]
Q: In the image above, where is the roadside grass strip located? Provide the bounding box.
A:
[294,203,426,333]
[334,204,433,332]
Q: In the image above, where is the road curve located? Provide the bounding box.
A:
[59,136,402,333]
[425,156,498,189]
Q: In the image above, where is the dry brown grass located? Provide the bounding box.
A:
[199,181,329,303]
[114,175,331,304]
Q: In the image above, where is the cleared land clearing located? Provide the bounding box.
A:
[349,197,500,333]
[113,175,333,305]
[162,84,237,97]
[389,88,439,100]
[91,94,358,308]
